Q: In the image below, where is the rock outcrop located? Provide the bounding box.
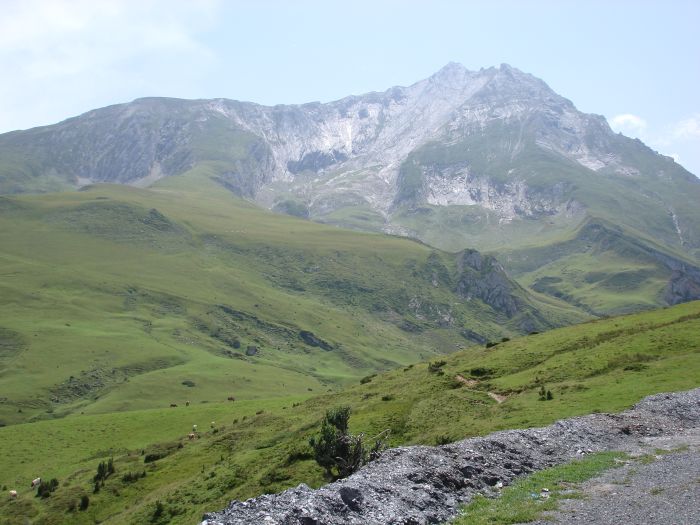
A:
[202,388,700,525]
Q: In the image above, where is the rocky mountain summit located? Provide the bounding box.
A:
[2,63,699,312]
[2,63,696,234]
[202,388,700,525]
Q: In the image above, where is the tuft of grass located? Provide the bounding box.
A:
[451,452,628,525]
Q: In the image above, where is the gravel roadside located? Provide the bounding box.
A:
[202,388,700,525]
[524,429,700,525]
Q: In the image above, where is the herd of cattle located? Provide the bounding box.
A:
[7,477,41,499]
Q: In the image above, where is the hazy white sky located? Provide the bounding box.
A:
[1,0,699,174]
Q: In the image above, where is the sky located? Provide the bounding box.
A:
[2,0,699,175]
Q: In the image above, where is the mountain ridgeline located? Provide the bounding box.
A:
[1,63,700,315]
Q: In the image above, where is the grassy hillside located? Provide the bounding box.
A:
[1,301,698,524]
[501,218,700,316]
[0,169,582,426]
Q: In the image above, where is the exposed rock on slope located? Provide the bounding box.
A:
[1,63,697,254]
[202,388,700,525]
[2,63,700,314]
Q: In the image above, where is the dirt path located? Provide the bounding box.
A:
[487,392,508,404]
[454,374,478,387]
[454,374,507,403]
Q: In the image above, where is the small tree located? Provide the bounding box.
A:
[309,406,388,480]
[152,501,165,522]
[94,461,106,483]
[35,478,59,498]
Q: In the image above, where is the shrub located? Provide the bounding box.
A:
[308,406,388,480]
[428,360,447,373]
[94,460,114,483]
[151,501,164,522]
[435,434,452,445]
[360,374,376,384]
[121,471,146,483]
[470,367,493,377]
[36,478,59,498]
[144,453,165,463]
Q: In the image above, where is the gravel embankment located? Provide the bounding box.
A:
[202,388,700,525]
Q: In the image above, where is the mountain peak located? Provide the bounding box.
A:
[427,62,474,89]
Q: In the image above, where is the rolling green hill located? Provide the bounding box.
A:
[1,300,698,524]
[0,169,582,427]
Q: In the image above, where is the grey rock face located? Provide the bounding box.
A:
[454,250,524,317]
[202,388,700,525]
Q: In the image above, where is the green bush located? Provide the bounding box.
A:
[428,360,447,373]
[308,406,388,480]
[36,478,59,498]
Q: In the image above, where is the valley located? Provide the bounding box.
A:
[0,61,698,525]
[0,171,580,427]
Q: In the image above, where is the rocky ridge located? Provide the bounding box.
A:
[202,387,700,525]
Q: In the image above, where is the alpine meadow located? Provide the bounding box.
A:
[1,13,699,524]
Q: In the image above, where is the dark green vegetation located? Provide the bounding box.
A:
[450,451,627,524]
[1,300,698,524]
[309,406,388,479]
[0,172,580,427]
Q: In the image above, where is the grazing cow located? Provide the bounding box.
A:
[170,403,178,407]
[227,396,235,401]
[9,490,17,499]
[185,400,190,407]
[210,421,216,428]
[188,433,196,440]
[31,478,41,488]
[192,424,198,432]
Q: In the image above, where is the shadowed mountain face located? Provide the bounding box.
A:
[1,63,699,313]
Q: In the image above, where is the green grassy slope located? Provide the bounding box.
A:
[0,169,582,426]
[386,124,700,315]
[501,218,700,315]
[1,301,698,524]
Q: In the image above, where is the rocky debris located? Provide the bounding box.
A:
[299,331,334,351]
[526,429,700,525]
[202,388,700,525]
[664,267,700,305]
